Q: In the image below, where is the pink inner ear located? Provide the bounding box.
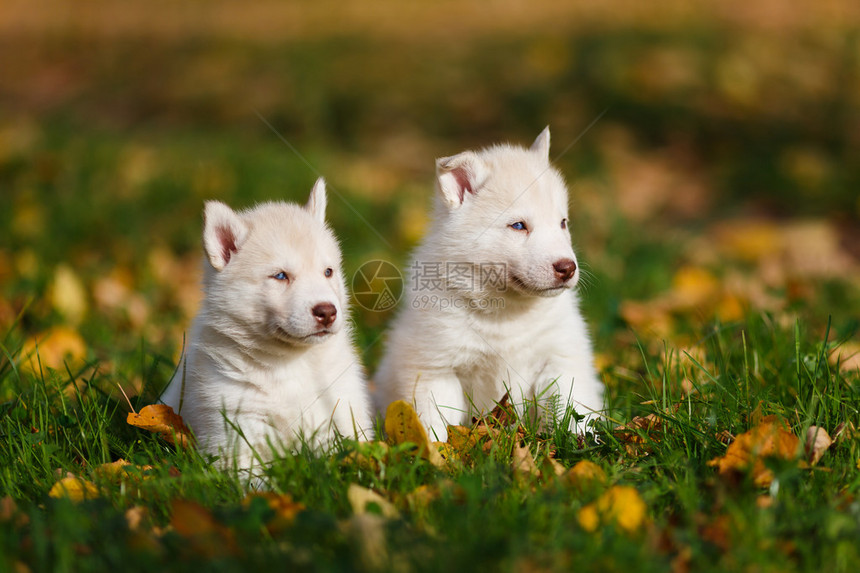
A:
[452,167,473,203]
[217,225,238,265]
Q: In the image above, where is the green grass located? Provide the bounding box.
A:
[2,124,859,572]
[2,303,860,571]
[2,5,860,570]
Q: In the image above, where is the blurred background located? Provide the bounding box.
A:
[1,0,859,397]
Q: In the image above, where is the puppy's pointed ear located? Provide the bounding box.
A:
[530,126,551,161]
[436,152,488,209]
[305,177,327,223]
[203,201,248,271]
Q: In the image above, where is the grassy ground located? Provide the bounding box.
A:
[2,1,860,571]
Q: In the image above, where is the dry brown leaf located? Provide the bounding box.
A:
[347,484,399,519]
[125,506,148,531]
[473,391,518,429]
[512,443,540,477]
[699,514,732,551]
[127,404,194,448]
[578,486,647,534]
[0,496,28,528]
[833,421,857,443]
[384,401,445,468]
[708,416,800,487]
[170,499,237,557]
[618,300,675,338]
[780,220,856,279]
[0,497,17,521]
[614,411,672,455]
[805,426,833,465]
[829,341,860,373]
[48,476,100,501]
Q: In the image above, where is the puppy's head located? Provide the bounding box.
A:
[432,127,579,297]
[201,178,348,347]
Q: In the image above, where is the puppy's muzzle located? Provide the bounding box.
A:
[553,259,577,283]
[312,302,337,328]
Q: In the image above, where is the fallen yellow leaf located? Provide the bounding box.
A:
[127,404,194,448]
[93,459,155,482]
[49,476,100,501]
[578,486,647,534]
[50,264,88,325]
[341,441,390,472]
[384,401,445,468]
[669,266,720,309]
[618,300,675,338]
[20,327,87,374]
[714,220,781,262]
[577,503,600,533]
[708,416,800,487]
[562,460,607,490]
[716,294,746,322]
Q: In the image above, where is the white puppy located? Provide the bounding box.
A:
[374,128,603,441]
[161,179,374,469]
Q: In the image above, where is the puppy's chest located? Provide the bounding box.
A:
[217,360,320,415]
[455,326,547,389]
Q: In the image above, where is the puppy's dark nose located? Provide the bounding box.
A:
[312,303,337,328]
[553,259,577,283]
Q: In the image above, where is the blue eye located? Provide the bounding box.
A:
[272,271,289,281]
[324,268,333,278]
[509,221,527,231]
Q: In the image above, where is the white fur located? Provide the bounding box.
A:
[374,128,603,441]
[161,178,374,469]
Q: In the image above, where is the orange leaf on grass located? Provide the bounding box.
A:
[94,459,155,482]
[127,404,194,448]
[708,416,800,487]
[243,492,306,534]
